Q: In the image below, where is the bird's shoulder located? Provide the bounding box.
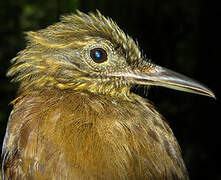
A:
[0,89,84,179]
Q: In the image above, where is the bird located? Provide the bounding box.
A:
[1,10,215,180]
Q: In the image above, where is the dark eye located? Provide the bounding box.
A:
[90,48,107,63]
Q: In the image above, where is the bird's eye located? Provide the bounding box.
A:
[90,48,107,63]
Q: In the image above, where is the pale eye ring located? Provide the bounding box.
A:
[90,48,107,63]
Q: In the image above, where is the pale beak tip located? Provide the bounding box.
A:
[209,91,216,99]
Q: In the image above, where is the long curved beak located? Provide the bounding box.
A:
[110,64,215,98]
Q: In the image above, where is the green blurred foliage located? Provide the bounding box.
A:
[0,0,219,179]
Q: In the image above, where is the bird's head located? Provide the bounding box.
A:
[8,10,215,99]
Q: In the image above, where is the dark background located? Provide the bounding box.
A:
[0,0,220,179]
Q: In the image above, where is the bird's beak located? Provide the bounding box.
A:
[110,64,215,98]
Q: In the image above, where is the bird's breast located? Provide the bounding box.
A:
[2,89,188,179]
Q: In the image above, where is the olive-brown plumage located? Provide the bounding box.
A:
[1,10,214,180]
